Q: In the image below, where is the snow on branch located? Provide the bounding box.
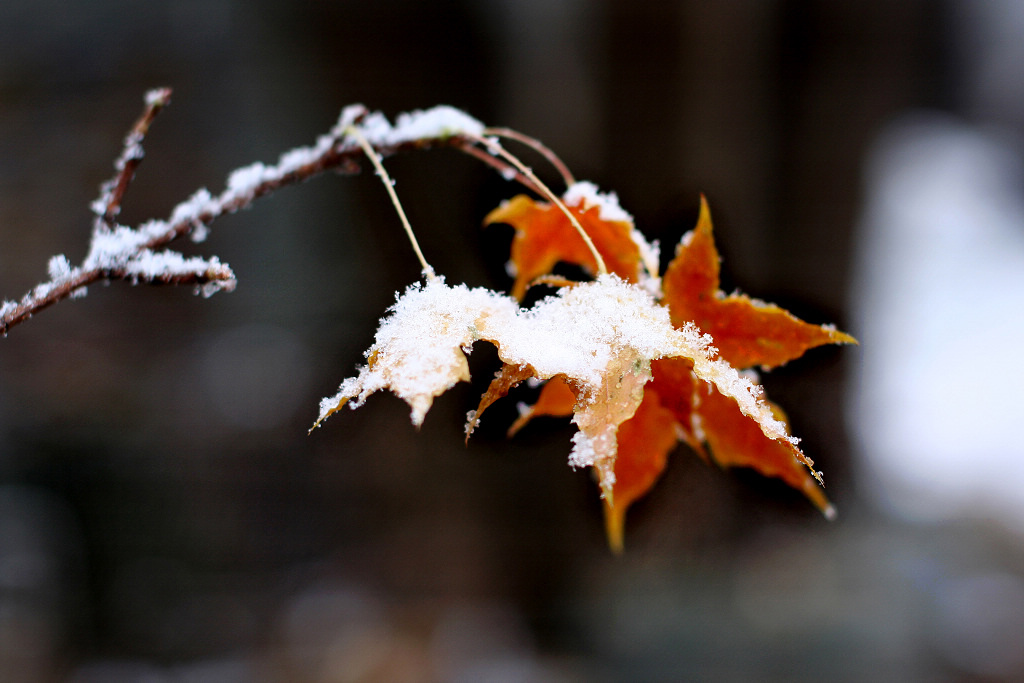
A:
[1,91,490,336]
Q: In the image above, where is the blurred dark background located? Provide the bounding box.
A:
[3,1,1024,681]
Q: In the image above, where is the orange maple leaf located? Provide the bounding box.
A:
[484,187,659,299]
[487,187,853,551]
[663,197,856,370]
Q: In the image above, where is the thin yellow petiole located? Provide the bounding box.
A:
[346,126,436,281]
[468,133,607,277]
[482,127,576,188]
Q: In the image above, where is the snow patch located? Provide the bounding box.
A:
[170,188,216,225]
[563,181,633,223]
[47,255,73,281]
[388,106,485,144]
[317,274,796,480]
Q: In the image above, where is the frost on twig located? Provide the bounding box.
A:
[1,92,486,336]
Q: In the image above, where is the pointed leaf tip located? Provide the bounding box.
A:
[663,197,857,370]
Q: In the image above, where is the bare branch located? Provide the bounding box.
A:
[455,140,545,195]
[93,87,173,226]
[482,127,576,188]
[0,96,541,336]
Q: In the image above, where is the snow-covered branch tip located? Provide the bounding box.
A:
[1,92,498,336]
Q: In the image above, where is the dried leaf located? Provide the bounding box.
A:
[317,188,853,552]
[485,189,657,299]
[507,375,576,436]
[647,357,706,458]
[602,388,679,553]
[663,196,856,370]
[465,276,793,502]
[489,193,854,548]
[465,363,538,439]
[696,380,835,519]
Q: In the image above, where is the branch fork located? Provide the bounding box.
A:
[0,92,574,336]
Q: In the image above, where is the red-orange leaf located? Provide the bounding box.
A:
[697,380,834,519]
[647,357,706,459]
[602,388,679,553]
[507,374,577,436]
[472,192,852,550]
[466,363,538,440]
[485,194,647,299]
[662,196,856,370]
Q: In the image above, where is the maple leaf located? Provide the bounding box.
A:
[314,277,519,429]
[491,189,853,550]
[484,182,660,299]
[466,274,796,501]
[663,197,856,370]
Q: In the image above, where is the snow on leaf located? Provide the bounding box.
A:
[485,194,853,549]
[318,273,792,513]
[314,276,518,429]
[469,275,794,502]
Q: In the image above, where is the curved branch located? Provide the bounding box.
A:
[1,98,493,336]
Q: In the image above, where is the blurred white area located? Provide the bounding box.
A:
[953,0,1024,129]
[850,0,1024,532]
[850,114,1024,528]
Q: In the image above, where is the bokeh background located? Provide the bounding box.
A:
[2,1,1024,681]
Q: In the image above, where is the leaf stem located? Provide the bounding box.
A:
[467,133,607,277]
[345,125,436,281]
[481,127,576,188]
[455,140,544,196]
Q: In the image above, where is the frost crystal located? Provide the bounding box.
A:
[227,162,275,196]
[144,88,170,107]
[170,188,215,225]
[123,250,234,285]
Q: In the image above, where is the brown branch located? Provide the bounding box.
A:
[0,97,557,337]
[455,140,545,195]
[482,127,576,188]
[96,87,172,226]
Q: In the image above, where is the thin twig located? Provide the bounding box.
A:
[466,133,608,276]
[455,141,545,195]
[345,125,435,280]
[1,98,588,336]
[482,127,576,188]
[96,87,172,226]
[1,100,485,336]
